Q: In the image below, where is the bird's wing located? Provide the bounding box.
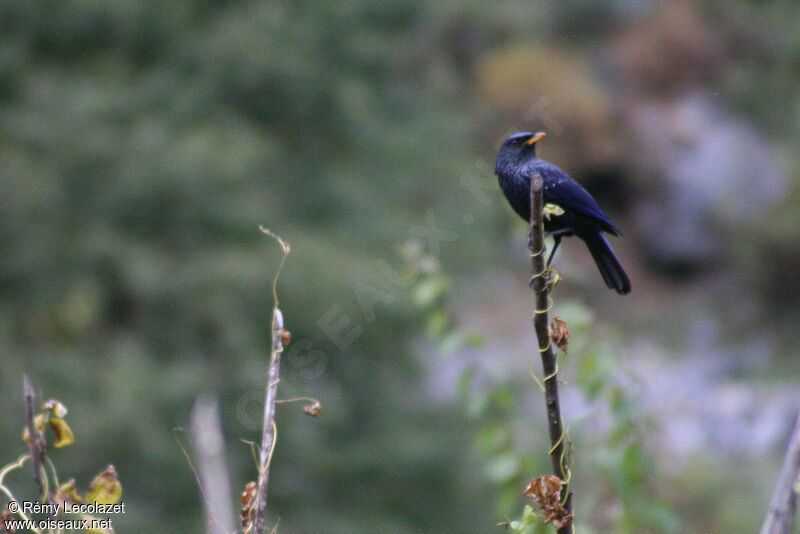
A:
[536,163,620,235]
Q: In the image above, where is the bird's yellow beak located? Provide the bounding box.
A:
[525,132,546,146]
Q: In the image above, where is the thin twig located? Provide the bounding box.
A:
[23,375,44,498]
[529,173,573,532]
[275,397,318,405]
[0,456,41,532]
[258,226,290,308]
[760,409,800,534]
[253,226,290,533]
[253,308,284,532]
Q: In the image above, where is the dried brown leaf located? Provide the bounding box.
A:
[524,475,573,529]
[240,481,257,528]
[1,506,16,533]
[259,226,290,254]
[303,401,321,417]
[278,328,291,347]
[549,317,569,354]
[241,481,257,507]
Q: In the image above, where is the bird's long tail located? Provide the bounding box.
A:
[581,232,631,294]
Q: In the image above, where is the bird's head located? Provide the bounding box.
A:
[495,131,546,173]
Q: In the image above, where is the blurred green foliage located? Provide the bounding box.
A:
[0,1,508,531]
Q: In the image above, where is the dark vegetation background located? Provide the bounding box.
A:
[2,1,799,532]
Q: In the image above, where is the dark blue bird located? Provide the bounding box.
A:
[495,131,631,294]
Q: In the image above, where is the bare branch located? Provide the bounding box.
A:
[253,308,285,532]
[529,173,573,532]
[23,375,44,497]
[248,226,292,533]
[760,410,800,534]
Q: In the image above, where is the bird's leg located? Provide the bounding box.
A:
[530,229,569,289]
[543,228,572,266]
[545,228,573,239]
[528,235,563,292]
[546,235,563,267]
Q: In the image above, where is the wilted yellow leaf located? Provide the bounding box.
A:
[52,478,83,507]
[22,413,47,443]
[549,317,570,355]
[543,203,565,220]
[50,418,75,448]
[86,466,122,505]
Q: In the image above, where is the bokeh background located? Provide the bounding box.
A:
[2,1,800,532]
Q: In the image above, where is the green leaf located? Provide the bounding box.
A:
[521,504,538,524]
[641,502,681,533]
[508,506,538,533]
[425,309,448,337]
[438,332,464,357]
[464,333,485,348]
[484,454,520,484]
[475,426,508,454]
[456,366,476,399]
[412,277,447,307]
